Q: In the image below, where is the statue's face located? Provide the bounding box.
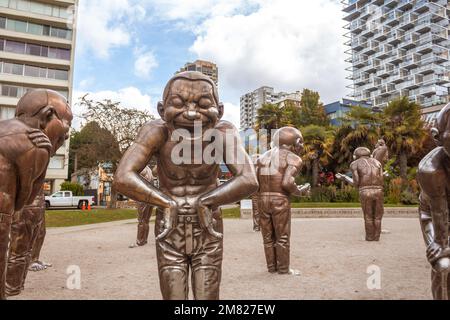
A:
[163,79,220,129]
[43,96,72,154]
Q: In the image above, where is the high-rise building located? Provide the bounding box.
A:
[0,0,78,193]
[240,86,289,130]
[178,59,219,86]
[343,0,450,115]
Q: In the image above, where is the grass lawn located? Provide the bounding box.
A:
[46,203,417,227]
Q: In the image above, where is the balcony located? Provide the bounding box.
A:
[350,19,367,34]
[353,54,369,68]
[344,7,361,21]
[384,10,403,26]
[398,13,419,30]
[414,0,431,14]
[400,54,422,69]
[399,33,420,50]
[397,0,413,11]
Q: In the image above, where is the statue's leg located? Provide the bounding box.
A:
[259,196,277,273]
[142,206,153,244]
[0,160,17,300]
[360,191,375,241]
[155,210,189,300]
[252,195,260,232]
[5,209,34,296]
[29,212,49,271]
[373,191,384,241]
[271,196,291,274]
[192,211,223,300]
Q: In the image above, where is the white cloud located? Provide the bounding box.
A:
[134,49,159,79]
[222,102,241,128]
[189,0,349,104]
[71,87,155,130]
[76,0,147,58]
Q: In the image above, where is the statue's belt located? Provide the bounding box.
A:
[177,214,199,224]
[259,192,288,198]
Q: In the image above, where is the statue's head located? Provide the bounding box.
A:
[353,147,371,160]
[158,71,223,130]
[376,139,386,147]
[16,89,73,155]
[272,127,304,156]
[432,103,450,157]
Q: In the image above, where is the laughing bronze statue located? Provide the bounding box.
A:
[337,147,384,242]
[0,89,72,299]
[256,127,310,274]
[418,103,450,300]
[129,166,155,248]
[114,71,258,300]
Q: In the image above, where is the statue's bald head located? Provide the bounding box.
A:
[354,147,371,160]
[435,103,450,134]
[432,103,450,156]
[272,127,304,155]
[16,89,72,122]
[163,71,219,105]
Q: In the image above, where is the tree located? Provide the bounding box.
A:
[76,95,155,207]
[77,94,155,152]
[381,96,426,182]
[301,125,334,187]
[255,103,284,146]
[298,89,330,127]
[69,121,121,177]
[335,105,381,167]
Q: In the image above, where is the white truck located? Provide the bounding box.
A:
[45,191,95,209]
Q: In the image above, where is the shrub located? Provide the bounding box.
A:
[60,182,84,196]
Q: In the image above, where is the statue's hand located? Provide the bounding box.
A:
[156,202,178,241]
[198,203,223,239]
[336,173,344,180]
[427,242,444,264]
[27,129,52,152]
[299,183,311,197]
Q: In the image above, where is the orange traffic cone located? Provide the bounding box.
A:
[88,203,92,211]
[82,202,86,211]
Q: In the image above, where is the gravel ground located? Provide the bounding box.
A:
[10,217,432,300]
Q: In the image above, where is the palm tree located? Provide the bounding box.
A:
[381,96,426,182]
[255,103,284,146]
[301,125,334,187]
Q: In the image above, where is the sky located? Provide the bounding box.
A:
[72,0,350,129]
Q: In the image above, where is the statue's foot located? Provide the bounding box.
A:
[253,228,261,232]
[41,261,52,268]
[28,262,47,272]
[129,242,146,248]
[288,269,301,276]
[381,229,390,234]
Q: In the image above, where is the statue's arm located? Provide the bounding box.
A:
[113,122,175,209]
[419,193,435,248]
[281,154,308,197]
[199,121,259,207]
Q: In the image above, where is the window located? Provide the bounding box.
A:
[2,62,23,75]
[0,0,8,8]
[54,69,68,80]
[52,192,63,197]
[25,43,41,56]
[49,156,64,169]
[64,192,71,198]
[0,17,6,28]
[0,39,3,51]
[0,106,16,120]
[27,22,43,35]
[24,65,40,77]
[5,40,25,54]
[7,19,27,33]
[1,85,19,97]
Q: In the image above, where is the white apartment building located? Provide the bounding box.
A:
[343,0,450,112]
[240,86,289,129]
[0,0,78,194]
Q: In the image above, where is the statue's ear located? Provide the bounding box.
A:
[431,128,442,146]
[157,102,165,121]
[218,103,224,120]
[38,106,55,130]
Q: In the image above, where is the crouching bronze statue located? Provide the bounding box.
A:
[256,127,310,274]
[114,71,258,300]
[0,89,72,299]
[337,147,384,241]
[418,103,450,300]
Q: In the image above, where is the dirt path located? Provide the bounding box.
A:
[10,218,432,300]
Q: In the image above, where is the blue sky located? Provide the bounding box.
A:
[72,0,348,129]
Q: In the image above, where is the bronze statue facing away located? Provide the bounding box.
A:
[337,147,384,242]
[114,71,258,300]
[0,89,72,299]
[418,103,450,300]
[129,166,155,248]
[256,127,310,275]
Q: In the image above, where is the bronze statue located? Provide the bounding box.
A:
[6,189,49,296]
[0,89,72,299]
[418,103,450,300]
[129,166,155,248]
[256,127,310,275]
[337,147,384,241]
[114,71,258,300]
[372,139,389,167]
